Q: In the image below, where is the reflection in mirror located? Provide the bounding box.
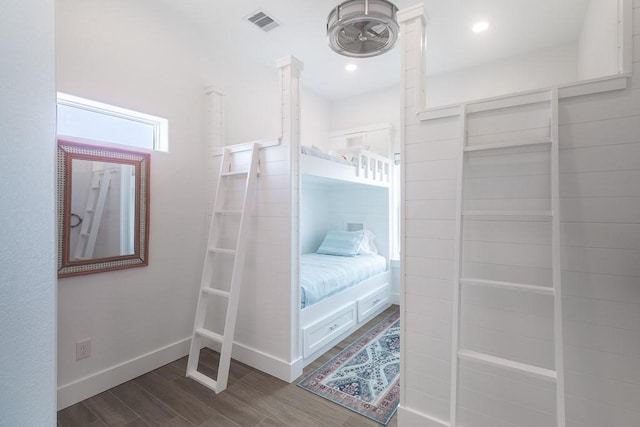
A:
[69,160,136,260]
[57,140,150,277]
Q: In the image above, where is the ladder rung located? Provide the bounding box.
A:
[195,328,224,343]
[202,288,230,298]
[222,170,248,177]
[461,278,555,296]
[186,370,218,392]
[464,138,552,152]
[215,210,242,215]
[208,247,236,255]
[458,349,557,382]
[463,210,552,218]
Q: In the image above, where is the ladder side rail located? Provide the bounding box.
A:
[449,105,467,426]
[209,149,233,249]
[551,88,566,427]
[216,143,260,391]
[73,173,101,260]
[187,148,231,377]
[83,171,113,259]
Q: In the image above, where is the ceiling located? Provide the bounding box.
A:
[155,0,592,100]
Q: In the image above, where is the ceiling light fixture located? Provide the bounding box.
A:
[327,0,400,58]
[472,21,490,33]
[345,63,358,72]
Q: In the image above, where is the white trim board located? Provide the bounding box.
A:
[205,340,303,383]
[417,75,630,121]
[57,336,304,410]
[397,406,449,427]
[57,337,191,410]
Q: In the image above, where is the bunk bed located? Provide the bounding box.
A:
[300,145,391,187]
[299,124,394,364]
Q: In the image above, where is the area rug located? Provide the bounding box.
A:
[298,309,400,425]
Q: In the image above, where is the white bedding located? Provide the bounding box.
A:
[301,145,355,166]
[300,253,387,308]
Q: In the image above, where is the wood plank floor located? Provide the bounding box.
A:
[58,305,399,427]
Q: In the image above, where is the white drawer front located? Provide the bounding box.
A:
[357,285,390,322]
[303,303,356,358]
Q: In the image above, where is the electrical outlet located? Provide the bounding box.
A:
[76,338,91,360]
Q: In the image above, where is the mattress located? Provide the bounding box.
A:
[300,253,387,308]
[301,145,356,166]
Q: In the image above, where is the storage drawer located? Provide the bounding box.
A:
[357,285,389,322]
[303,303,356,358]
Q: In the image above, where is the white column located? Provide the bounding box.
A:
[276,56,305,367]
[204,86,226,217]
[398,5,427,118]
[398,4,451,427]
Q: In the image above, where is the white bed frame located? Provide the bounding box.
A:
[300,148,391,188]
[300,269,392,365]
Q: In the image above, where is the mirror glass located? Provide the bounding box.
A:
[57,140,150,277]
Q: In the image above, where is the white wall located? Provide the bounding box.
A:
[330,86,401,152]
[400,4,640,426]
[56,0,218,408]
[0,1,57,425]
[578,0,620,80]
[301,90,331,151]
[425,43,579,108]
[300,179,390,258]
[300,180,332,254]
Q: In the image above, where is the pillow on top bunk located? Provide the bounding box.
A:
[316,230,364,257]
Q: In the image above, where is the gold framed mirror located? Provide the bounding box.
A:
[57,139,150,277]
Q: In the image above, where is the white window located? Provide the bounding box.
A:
[56,93,168,152]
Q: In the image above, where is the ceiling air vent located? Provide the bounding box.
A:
[246,10,280,32]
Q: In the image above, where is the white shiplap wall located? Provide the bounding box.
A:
[201,58,303,380]
[400,3,640,427]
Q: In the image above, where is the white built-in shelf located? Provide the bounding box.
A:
[195,328,223,343]
[458,349,557,382]
[462,210,553,218]
[460,278,554,296]
[208,247,236,255]
[464,138,552,152]
[202,288,230,298]
[187,370,219,391]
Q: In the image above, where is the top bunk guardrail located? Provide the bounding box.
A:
[300,145,391,188]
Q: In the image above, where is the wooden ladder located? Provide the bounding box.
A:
[73,167,117,260]
[186,143,260,393]
[449,89,565,426]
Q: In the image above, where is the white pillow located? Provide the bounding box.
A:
[358,229,378,255]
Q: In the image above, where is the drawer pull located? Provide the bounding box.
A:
[372,298,381,305]
[329,324,339,331]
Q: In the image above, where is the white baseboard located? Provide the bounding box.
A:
[398,406,449,427]
[206,340,304,383]
[57,337,191,410]
[58,337,303,411]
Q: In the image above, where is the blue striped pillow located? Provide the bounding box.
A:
[316,230,364,257]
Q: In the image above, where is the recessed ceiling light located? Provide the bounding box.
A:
[472,21,490,33]
[345,64,358,72]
